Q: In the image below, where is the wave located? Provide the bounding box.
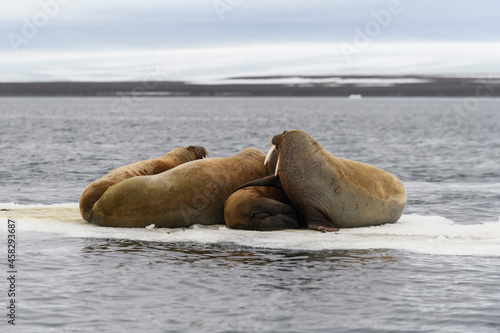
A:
[1,203,499,256]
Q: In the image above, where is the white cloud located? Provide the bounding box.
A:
[1,42,499,82]
[1,1,499,81]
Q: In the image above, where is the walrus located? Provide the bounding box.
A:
[80,145,208,222]
[224,147,300,231]
[88,148,269,228]
[246,130,407,232]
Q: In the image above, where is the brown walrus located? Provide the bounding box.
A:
[80,145,208,222]
[243,130,407,232]
[88,148,268,228]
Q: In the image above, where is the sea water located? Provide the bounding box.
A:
[0,97,499,332]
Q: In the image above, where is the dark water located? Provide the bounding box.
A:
[16,234,500,333]
[1,97,500,332]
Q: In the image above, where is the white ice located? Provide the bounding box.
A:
[1,203,499,257]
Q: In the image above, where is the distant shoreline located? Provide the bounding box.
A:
[1,75,499,97]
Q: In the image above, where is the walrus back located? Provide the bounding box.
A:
[89,148,268,228]
[80,146,208,222]
[324,153,407,228]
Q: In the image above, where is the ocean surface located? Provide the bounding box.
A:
[1,97,499,332]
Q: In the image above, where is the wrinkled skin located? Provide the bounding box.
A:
[88,148,268,228]
[268,130,407,232]
[80,145,208,222]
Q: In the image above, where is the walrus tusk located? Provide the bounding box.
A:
[275,157,280,176]
[264,145,276,165]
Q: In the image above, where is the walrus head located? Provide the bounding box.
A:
[184,145,209,160]
[233,130,316,194]
[265,130,317,176]
[271,130,289,146]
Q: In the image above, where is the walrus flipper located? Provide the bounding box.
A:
[224,185,299,231]
[302,206,339,232]
[253,214,299,231]
[249,200,299,231]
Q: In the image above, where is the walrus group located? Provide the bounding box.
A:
[80,130,407,232]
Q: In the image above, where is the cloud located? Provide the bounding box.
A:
[1,42,499,82]
[2,0,500,52]
[1,1,499,81]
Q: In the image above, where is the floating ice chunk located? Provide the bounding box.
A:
[2,204,500,256]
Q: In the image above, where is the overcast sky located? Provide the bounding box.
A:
[1,0,499,81]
